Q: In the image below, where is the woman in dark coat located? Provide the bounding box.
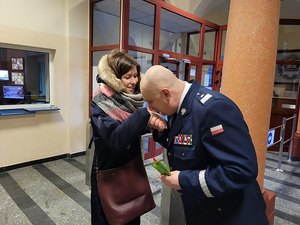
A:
[90,50,166,225]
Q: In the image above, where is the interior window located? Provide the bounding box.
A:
[201,65,214,90]
[0,46,50,106]
[160,8,201,56]
[274,25,300,99]
[203,26,216,61]
[128,50,153,73]
[93,0,120,47]
[129,0,155,49]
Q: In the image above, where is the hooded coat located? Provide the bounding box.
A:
[90,54,150,225]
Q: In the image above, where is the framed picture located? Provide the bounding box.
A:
[12,72,24,85]
[275,50,300,82]
[11,57,24,70]
[274,50,300,98]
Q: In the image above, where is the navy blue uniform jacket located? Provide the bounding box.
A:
[153,81,268,225]
[90,101,150,225]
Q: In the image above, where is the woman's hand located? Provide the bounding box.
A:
[147,109,167,132]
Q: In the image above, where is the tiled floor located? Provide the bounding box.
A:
[264,152,300,225]
[0,151,299,225]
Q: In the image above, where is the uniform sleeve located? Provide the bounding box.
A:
[90,101,150,152]
[179,99,258,199]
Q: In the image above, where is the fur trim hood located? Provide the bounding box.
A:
[97,54,125,93]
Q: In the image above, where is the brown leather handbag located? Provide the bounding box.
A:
[97,155,156,225]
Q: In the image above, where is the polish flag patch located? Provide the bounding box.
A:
[210,125,224,135]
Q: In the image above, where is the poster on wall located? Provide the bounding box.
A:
[276,51,300,82]
[12,72,24,85]
[11,57,24,70]
[274,50,300,99]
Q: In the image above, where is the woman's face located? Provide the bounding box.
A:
[121,66,139,94]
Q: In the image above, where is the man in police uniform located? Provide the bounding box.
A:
[141,65,269,225]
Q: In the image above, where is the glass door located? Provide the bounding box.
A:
[213,25,227,93]
[269,23,300,152]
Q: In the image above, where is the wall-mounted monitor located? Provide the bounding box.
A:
[0,70,9,81]
[3,85,24,99]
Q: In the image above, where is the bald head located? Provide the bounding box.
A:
[140,65,185,116]
[141,65,178,93]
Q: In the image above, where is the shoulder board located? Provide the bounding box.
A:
[195,92,215,105]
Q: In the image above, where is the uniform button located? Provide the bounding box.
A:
[168,152,171,156]
[197,93,200,95]
[181,153,185,157]
[217,208,222,212]
[166,138,169,142]
[127,144,131,149]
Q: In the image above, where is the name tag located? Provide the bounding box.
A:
[174,134,193,145]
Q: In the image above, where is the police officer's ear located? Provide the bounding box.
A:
[162,88,171,101]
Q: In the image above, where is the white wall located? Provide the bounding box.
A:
[0,0,89,167]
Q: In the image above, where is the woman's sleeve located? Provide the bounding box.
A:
[152,128,169,148]
[91,101,150,151]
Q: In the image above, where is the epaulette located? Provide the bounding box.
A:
[195,92,214,105]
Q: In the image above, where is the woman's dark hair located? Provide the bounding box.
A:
[107,49,141,92]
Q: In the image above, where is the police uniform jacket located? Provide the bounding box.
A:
[153,80,268,225]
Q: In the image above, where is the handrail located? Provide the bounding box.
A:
[141,133,152,161]
[288,114,297,162]
[142,133,153,139]
[268,114,297,171]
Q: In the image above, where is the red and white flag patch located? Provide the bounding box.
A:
[210,125,224,135]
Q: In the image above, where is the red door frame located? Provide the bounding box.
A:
[213,25,227,92]
[89,0,220,159]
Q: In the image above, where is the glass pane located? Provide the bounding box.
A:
[128,50,153,73]
[188,33,200,57]
[277,25,300,60]
[274,63,299,99]
[92,50,111,95]
[220,30,227,60]
[0,47,49,106]
[129,0,155,49]
[160,8,201,56]
[93,0,120,47]
[190,65,197,81]
[203,26,216,61]
[160,62,178,76]
[219,68,223,93]
[201,65,214,90]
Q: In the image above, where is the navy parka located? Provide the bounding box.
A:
[90,101,150,225]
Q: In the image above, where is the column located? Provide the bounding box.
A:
[221,1,280,224]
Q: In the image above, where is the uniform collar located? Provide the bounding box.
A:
[177,81,192,114]
[178,80,199,117]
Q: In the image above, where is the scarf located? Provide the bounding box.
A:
[92,83,144,122]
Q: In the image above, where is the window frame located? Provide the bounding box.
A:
[0,43,54,110]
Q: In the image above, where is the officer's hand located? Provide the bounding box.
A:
[159,171,181,190]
